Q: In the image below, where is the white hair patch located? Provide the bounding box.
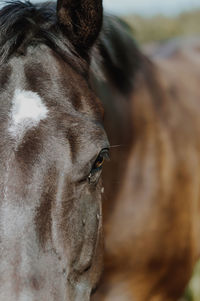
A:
[9,89,48,139]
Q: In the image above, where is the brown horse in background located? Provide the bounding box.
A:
[92,26,200,301]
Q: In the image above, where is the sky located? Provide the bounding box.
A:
[103,0,200,16]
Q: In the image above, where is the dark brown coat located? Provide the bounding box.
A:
[93,38,200,301]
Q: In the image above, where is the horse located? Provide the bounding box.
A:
[0,0,108,300]
[92,30,200,301]
[0,0,200,300]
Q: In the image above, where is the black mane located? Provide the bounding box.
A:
[0,0,86,72]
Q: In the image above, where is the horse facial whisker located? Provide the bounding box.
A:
[109,145,124,149]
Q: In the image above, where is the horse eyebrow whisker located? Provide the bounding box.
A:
[109,145,124,149]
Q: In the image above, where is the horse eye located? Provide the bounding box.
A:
[94,155,104,169]
[88,149,110,184]
[94,149,110,170]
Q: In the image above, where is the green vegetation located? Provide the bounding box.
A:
[182,262,200,301]
[123,10,200,44]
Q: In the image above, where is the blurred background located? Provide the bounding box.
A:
[103,1,200,301]
[31,0,200,300]
[104,0,200,45]
[105,1,200,300]
[104,0,200,16]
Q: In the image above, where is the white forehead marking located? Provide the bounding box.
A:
[9,89,48,139]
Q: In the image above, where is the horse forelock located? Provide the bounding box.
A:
[0,1,87,74]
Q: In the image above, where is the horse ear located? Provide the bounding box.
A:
[57,0,103,53]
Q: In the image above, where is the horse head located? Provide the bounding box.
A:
[0,0,108,300]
